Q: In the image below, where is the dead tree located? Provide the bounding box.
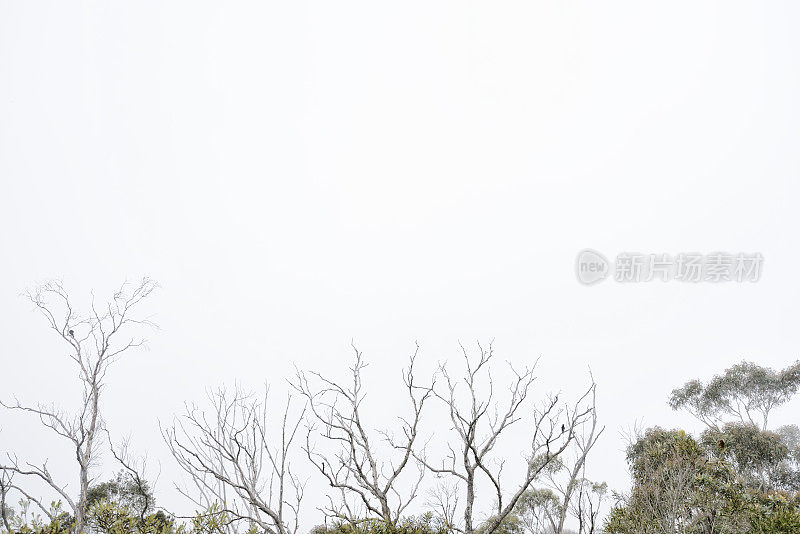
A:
[541,378,603,534]
[0,278,157,534]
[426,483,460,533]
[292,344,434,526]
[415,342,598,534]
[163,386,306,534]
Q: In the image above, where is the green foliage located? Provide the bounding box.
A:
[312,513,451,534]
[475,513,522,534]
[609,361,800,532]
[81,471,169,534]
[746,490,800,533]
[1,502,16,532]
[605,427,800,533]
[607,428,745,533]
[669,360,800,429]
[701,422,799,492]
[626,427,706,485]
[87,499,174,534]
[176,503,230,534]
[2,500,73,534]
[777,424,800,464]
[511,488,561,534]
[87,471,155,516]
[2,499,233,534]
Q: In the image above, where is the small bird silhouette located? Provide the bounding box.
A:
[68,329,74,337]
[719,439,725,450]
[561,424,565,433]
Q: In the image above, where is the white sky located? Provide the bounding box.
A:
[2,1,800,530]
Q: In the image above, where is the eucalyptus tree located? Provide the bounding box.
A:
[669,360,800,431]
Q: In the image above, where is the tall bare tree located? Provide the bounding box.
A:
[163,386,306,534]
[292,344,435,526]
[0,278,157,534]
[415,342,598,534]
[540,379,603,534]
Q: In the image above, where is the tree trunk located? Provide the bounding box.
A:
[464,469,475,534]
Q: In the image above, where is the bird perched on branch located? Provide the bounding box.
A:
[719,439,725,450]
[561,424,565,433]
[68,329,74,338]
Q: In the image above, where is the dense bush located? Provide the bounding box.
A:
[309,514,450,534]
[604,428,800,533]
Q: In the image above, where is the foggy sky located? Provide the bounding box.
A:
[2,1,800,529]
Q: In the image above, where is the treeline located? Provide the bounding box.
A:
[1,281,799,534]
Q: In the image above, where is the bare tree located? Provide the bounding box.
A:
[540,381,603,534]
[415,343,598,534]
[426,483,460,533]
[292,344,434,526]
[0,278,157,534]
[163,386,306,534]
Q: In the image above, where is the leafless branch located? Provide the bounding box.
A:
[416,343,599,534]
[292,343,434,526]
[163,385,306,534]
[1,278,157,534]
